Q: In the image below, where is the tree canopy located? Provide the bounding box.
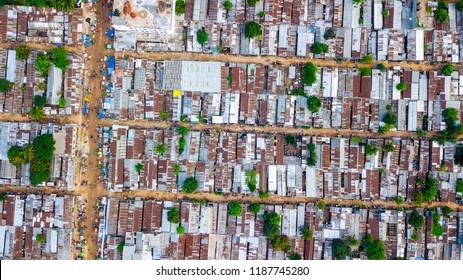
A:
[431,214,444,236]
[35,52,51,77]
[249,202,260,214]
[16,44,31,60]
[135,163,144,173]
[307,96,322,113]
[176,225,185,235]
[311,42,329,55]
[360,54,373,64]
[363,234,385,260]
[30,171,50,186]
[155,143,167,154]
[228,201,243,216]
[35,233,44,242]
[324,29,336,40]
[30,106,46,120]
[332,239,351,260]
[383,112,397,126]
[358,67,371,76]
[442,64,454,76]
[409,210,424,228]
[299,225,313,240]
[246,0,259,7]
[442,206,451,216]
[302,62,318,86]
[285,134,296,145]
[396,83,408,91]
[197,29,208,45]
[167,207,180,224]
[435,2,449,23]
[33,134,56,160]
[377,63,387,71]
[223,0,232,11]
[178,126,189,135]
[50,0,76,12]
[382,143,395,152]
[456,179,463,193]
[365,143,380,156]
[175,0,186,16]
[263,211,281,240]
[183,177,198,193]
[0,79,13,93]
[33,95,47,107]
[259,191,270,199]
[244,21,262,38]
[271,235,290,251]
[51,47,70,71]
[289,253,302,260]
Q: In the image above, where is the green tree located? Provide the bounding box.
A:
[396,83,408,91]
[311,42,329,54]
[178,126,189,135]
[117,240,125,252]
[35,52,51,77]
[16,44,30,60]
[307,95,322,113]
[271,235,289,251]
[456,179,463,193]
[30,106,46,120]
[416,128,427,137]
[0,194,6,201]
[33,134,56,160]
[175,0,186,16]
[382,9,389,17]
[332,239,351,260]
[199,199,207,206]
[21,144,36,162]
[167,207,180,224]
[365,143,379,156]
[37,82,47,91]
[51,47,70,71]
[229,201,243,216]
[442,206,451,216]
[135,163,144,173]
[442,64,454,76]
[58,97,66,108]
[160,111,169,120]
[382,142,396,152]
[30,171,50,186]
[411,229,419,241]
[409,210,424,228]
[259,191,270,199]
[257,10,265,18]
[179,137,186,154]
[0,78,13,93]
[302,62,318,86]
[155,143,167,154]
[358,67,371,76]
[377,63,386,71]
[431,214,444,236]
[351,137,363,144]
[416,177,426,186]
[360,54,373,63]
[324,29,336,40]
[8,145,25,167]
[289,253,302,260]
[183,177,198,193]
[249,202,260,214]
[363,234,385,260]
[435,6,449,23]
[33,95,47,107]
[50,0,76,12]
[316,200,326,209]
[347,236,360,247]
[263,211,281,239]
[35,233,44,242]
[31,158,51,172]
[197,29,208,45]
[247,0,259,7]
[458,0,463,11]
[285,134,296,145]
[299,225,313,240]
[394,196,404,205]
[223,0,232,11]
[244,21,262,38]
[176,225,185,235]
[414,190,424,205]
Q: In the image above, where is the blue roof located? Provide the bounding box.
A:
[108,56,115,69]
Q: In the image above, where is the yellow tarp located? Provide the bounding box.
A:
[173,90,181,97]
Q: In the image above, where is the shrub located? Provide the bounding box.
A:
[285,135,296,145]
[58,97,66,108]
[259,191,270,199]
[316,201,326,209]
[117,241,125,252]
[394,196,404,205]
[360,54,373,64]
[351,137,363,144]
[35,233,44,242]
[289,253,302,260]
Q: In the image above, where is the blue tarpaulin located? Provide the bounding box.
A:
[85,41,92,47]
[107,56,115,76]
[106,29,114,37]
